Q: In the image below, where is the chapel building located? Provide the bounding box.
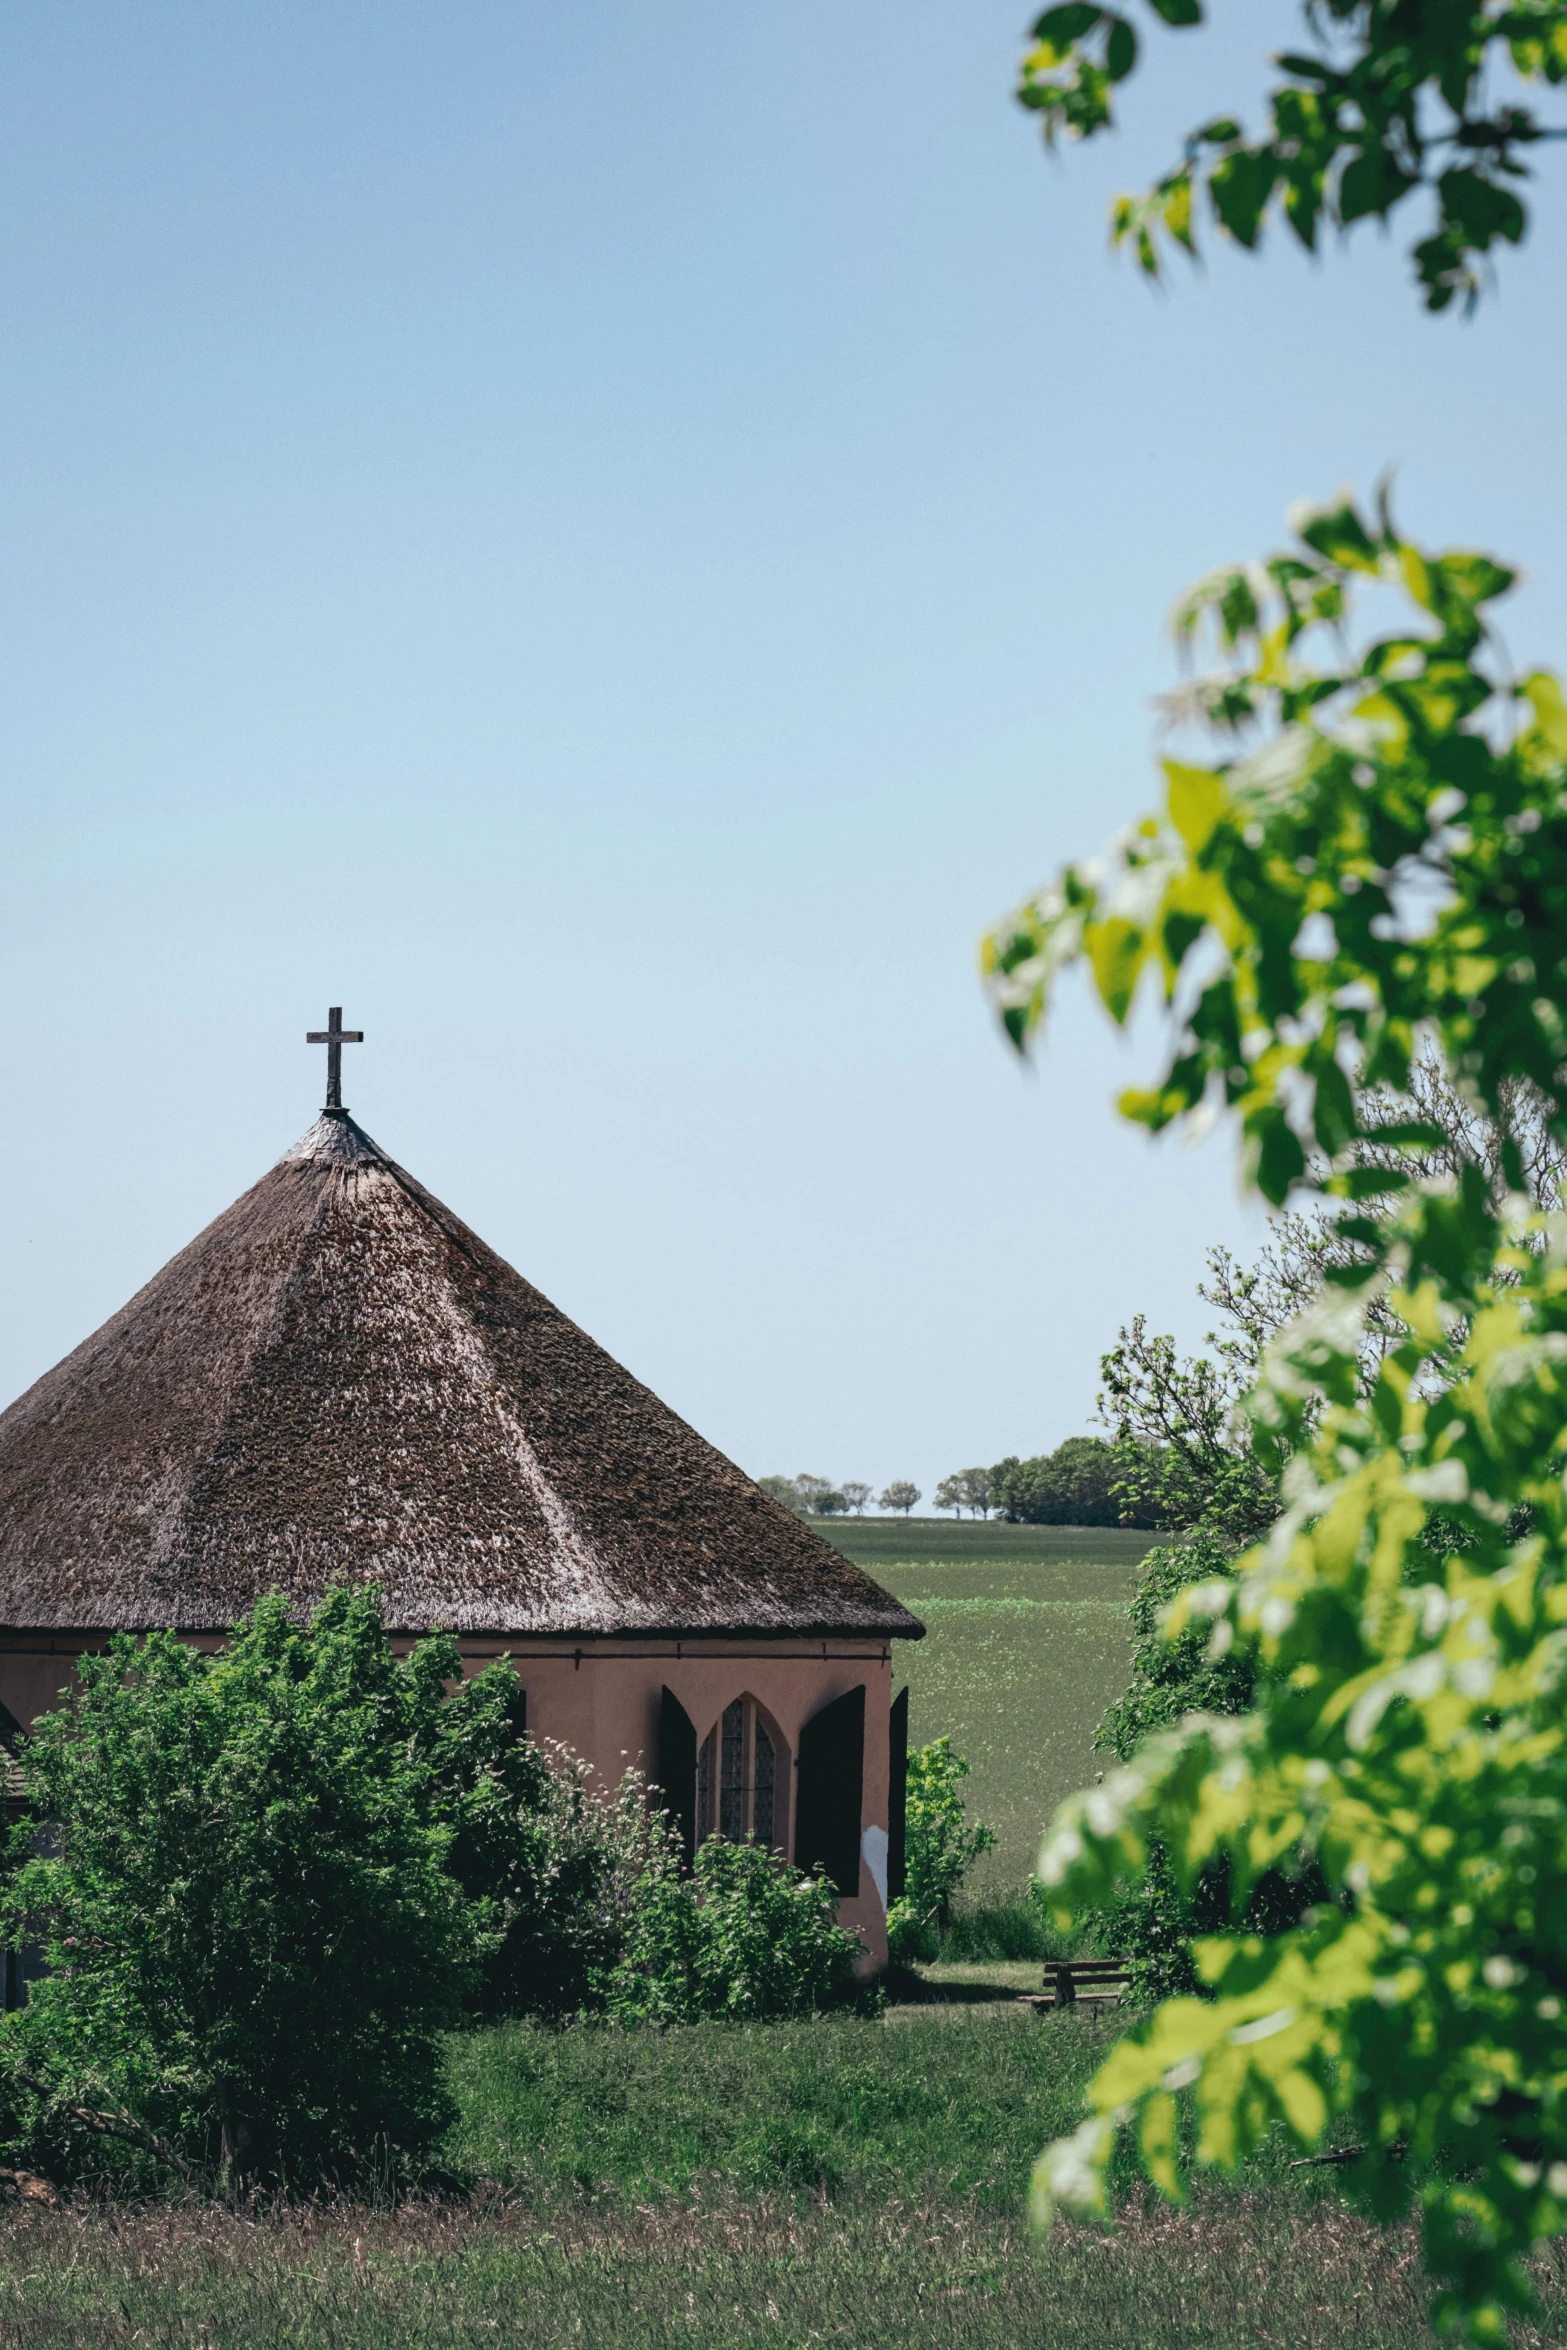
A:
[0,1048,923,1971]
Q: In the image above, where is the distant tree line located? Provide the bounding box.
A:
[760,1476,920,1517]
[991,1438,1163,1528]
[932,1468,990,1518]
[927,1440,1162,1526]
[762,1439,1169,1528]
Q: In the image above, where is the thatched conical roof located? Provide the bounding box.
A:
[0,1113,921,1640]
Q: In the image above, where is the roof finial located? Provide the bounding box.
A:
[306,1007,364,1114]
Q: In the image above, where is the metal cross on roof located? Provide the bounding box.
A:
[306,1006,364,1113]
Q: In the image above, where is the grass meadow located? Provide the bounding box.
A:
[7,2007,1567,2347]
[819,1518,1157,1899]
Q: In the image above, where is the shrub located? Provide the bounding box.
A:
[886,1737,995,1961]
[0,1589,476,2189]
[0,1590,669,2188]
[0,1581,888,2194]
[433,1707,647,2021]
[608,1833,861,2024]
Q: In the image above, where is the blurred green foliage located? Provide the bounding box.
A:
[1017,1,1567,311]
[992,498,1567,2341]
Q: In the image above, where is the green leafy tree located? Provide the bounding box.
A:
[958,1466,994,1517]
[792,1474,841,1515]
[1087,1527,1303,1997]
[0,1590,477,2188]
[988,498,1567,2340]
[1089,1271,1292,1983]
[1096,1529,1258,1768]
[1017,1,1567,311]
[1100,1318,1279,1544]
[879,1480,921,1514]
[1038,1433,1121,1524]
[608,1830,861,2024]
[886,1736,997,1957]
[993,1434,1153,1526]
[933,1468,992,1516]
[759,1473,853,1516]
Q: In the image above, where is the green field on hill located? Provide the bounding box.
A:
[815,1521,1161,1901]
[815,1515,1157,1570]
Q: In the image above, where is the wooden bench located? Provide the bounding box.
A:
[1017,1958,1133,2013]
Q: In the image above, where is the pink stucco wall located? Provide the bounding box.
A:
[0,1630,898,1972]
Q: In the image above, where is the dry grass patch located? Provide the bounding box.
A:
[2,2193,1564,2349]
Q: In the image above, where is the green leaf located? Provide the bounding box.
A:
[1253,1107,1306,1204]
[1340,1164,1412,1201]
[1311,1054,1357,1152]
[1338,148,1418,226]
[1363,1120,1445,1151]
[1165,760,1227,851]
[1159,168,1196,253]
[1106,15,1137,82]
[1273,51,1340,89]
[1432,552,1516,609]
[1087,916,1150,1024]
[1296,498,1380,573]
[1030,3,1102,42]
[1522,670,1567,759]
[1209,148,1277,246]
[1282,166,1323,252]
[1437,167,1527,250]
[1146,0,1202,22]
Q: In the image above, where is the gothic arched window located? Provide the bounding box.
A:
[695,1696,787,1852]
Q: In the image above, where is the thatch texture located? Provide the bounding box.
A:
[0,1115,921,1640]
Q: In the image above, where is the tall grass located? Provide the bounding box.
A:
[0,2194,1545,2350]
[5,2192,1566,2347]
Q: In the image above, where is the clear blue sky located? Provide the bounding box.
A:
[2,4,1562,1504]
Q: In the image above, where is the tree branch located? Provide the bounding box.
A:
[11,2067,201,2183]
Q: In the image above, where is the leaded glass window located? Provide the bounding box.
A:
[694,1697,786,1853]
[753,1717,775,1847]
[720,1700,746,1839]
[696,1731,712,1845]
